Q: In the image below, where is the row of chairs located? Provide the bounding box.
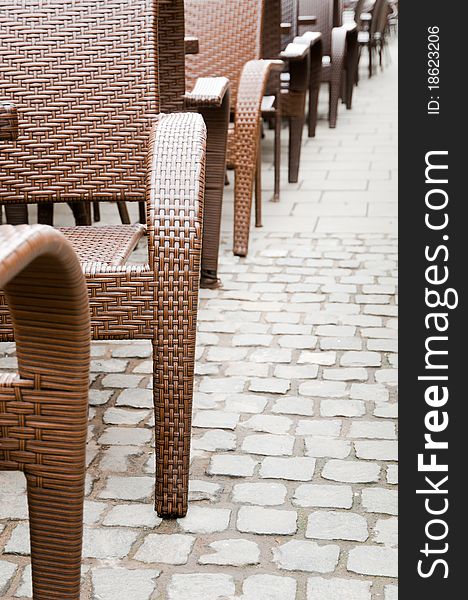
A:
[0,1,394,598]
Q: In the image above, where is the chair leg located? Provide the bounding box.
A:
[26,473,84,599]
[328,79,340,129]
[69,202,91,226]
[37,204,54,225]
[198,90,230,288]
[233,158,256,257]
[138,201,146,225]
[117,201,131,224]
[368,41,373,77]
[273,95,281,202]
[5,204,29,224]
[93,202,101,222]
[255,138,262,228]
[288,115,305,183]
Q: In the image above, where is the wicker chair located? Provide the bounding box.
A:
[185,0,283,257]
[358,0,390,77]
[261,0,323,189]
[0,0,206,518]
[0,223,90,600]
[158,0,230,288]
[298,0,357,127]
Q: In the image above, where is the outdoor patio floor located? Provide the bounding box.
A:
[0,41,398,600]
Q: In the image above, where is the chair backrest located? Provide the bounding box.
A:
[159,0,187,112]
[281,0,299,46]
[298,0,334,55]
[262,0,283,59]
[185,0,263,106]
[0,0,160,206]
[375,0,391,35]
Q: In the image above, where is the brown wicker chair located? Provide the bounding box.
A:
[358,0,390,78]
[0,0,206,518]
[298,0,357,127]
[261,0,323,188]
[158,0,230,288]
[185,0,283,257]
[0,224,90,600]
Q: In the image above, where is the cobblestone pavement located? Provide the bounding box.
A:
[0,41,398,600]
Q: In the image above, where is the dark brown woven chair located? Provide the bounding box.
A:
[298,0,357,127]
[358,0,391,78]
[261,0,323,188]
[0,0,206,518]
[158,0,230,288]
[0,224,90,600]
[185,0,283,257]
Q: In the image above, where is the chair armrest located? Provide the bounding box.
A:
[331,26,348,77]
[298,15,317,26]
[0,102,18,141]
[184,77,230,109]
[293,32,322,48]
[0,224,90,389]
[280,42,310,61]
[146,111,206,282]
[361,12,372,21]
[344,22,357,32]
[281,22,292,35]
[185,36,199,55]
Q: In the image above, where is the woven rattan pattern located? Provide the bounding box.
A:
[59,225,146,266]
[0,224,90,600]
[0,0,207,519]
[185,0,262,107]
[0,1,159,205]
[299,0,334,54]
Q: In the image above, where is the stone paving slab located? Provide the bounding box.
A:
[0,39,398,600]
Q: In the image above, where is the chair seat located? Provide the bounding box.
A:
[59,224,146,266]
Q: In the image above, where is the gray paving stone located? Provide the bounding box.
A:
[5,522,30,554]
[355,440,398,461]
[272,396,314,416]
[206,346,248,361]
[296,419,341,436]
[0,472,28,519]
[100,445,143,472]
[273,540,340,573]
[260,456,316,481]
[225,394,268,413]
[232,334,274,347]
[293,484,353,508]
[242,434,295,456]
[103,407,149,425]
[199,377,246,393]
[307,577,372,600]
[98,427,152,446]
[349,384,389,403]
[340,351,381,367]
[189,480,222,501]
[89,389,113,406]
[305,437,351,459]
[208,455,258,477]
[362,488,398,515]
[91,358,128,373]
[83,527,138,559]
[103,503,162,528]
[178,506,231,533]
[91,568,159,600]
[101,374,143,388]
[134,534,195,564]
[198,539,260,566]
[250,348,293,363]
[241,414,293,434]
[192,410,240,430]
[385,584,399,600]
[349,421,396,439]
[115,388,153,408]
[249,377,291,394]
[387,464,398,484]
[99,476,154,501]
[298,350,337,365]
[321,400,366,417]
[232,482,287,505]
[192,429,237,451]
[238,574,296,600]
[374,403,398,418]
[347,546,398,577]
[274,364,319,379]
[299,380,348,398]
[112,342,152,358]
[322,460,381,483]
[167,574,235,600]
[374,517,398,547]
[306,511,368,542]
[320,337,362,350]
[237,506,297,535]
[0,560,17,596]
[324,368,368,381]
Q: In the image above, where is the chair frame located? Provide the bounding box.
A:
[0,224,90,600]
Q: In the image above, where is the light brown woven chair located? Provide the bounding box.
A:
[0,224,90,600]
[185,0,283,257]
[158,0,230,288]
[298,0,357,127]
[261,0,323,188]
[0,0,206,518]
